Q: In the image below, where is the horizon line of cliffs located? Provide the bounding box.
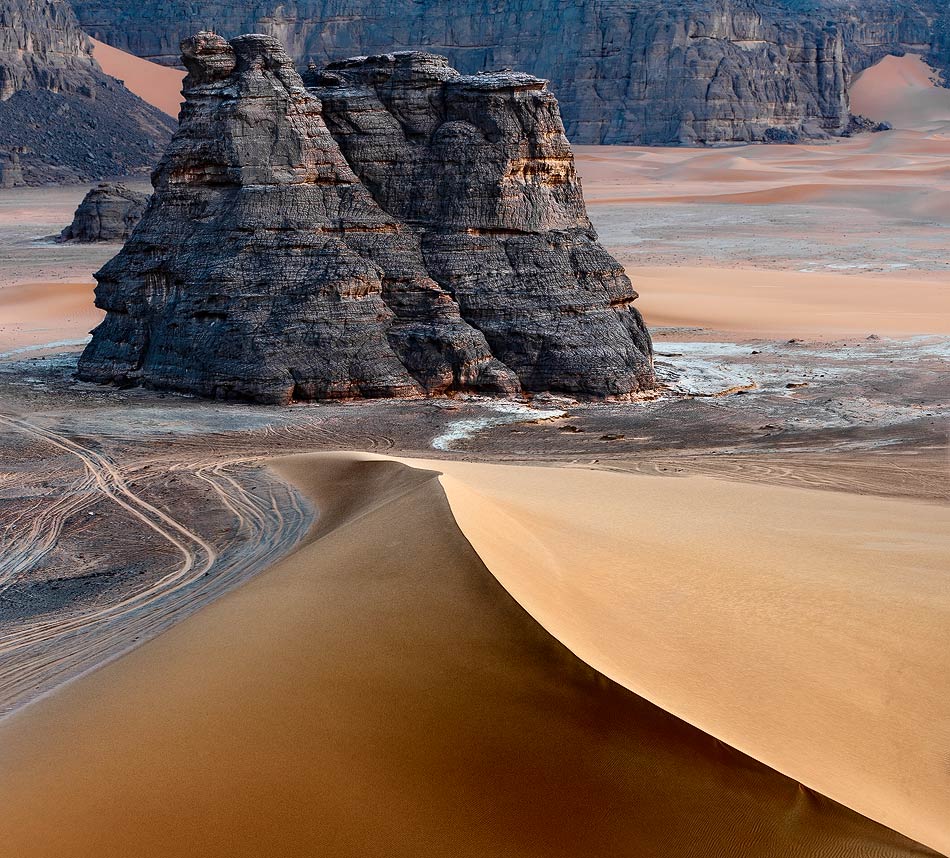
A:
[76,31,655,405]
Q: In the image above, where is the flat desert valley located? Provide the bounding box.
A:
[0,45,948,858]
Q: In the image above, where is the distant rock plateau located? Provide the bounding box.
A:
[0,0,175,184]
[77,33,654,404]
[58,182,149,241]
[69,0,949,145]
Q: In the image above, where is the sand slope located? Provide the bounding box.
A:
[851,54,950,133]
[437,460,950,855]
[90,38,185,119]
[0,280,99,355]
[0,454,935,857]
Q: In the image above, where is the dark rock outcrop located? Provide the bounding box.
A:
[0,0,175,183]
[57,182,149,241]
[0,148,26,186]
[70,0,947,145]
[77,33,653,404]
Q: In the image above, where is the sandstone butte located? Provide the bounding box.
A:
[77,32,655,405]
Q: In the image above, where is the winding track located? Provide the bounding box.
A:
[0,414,313,717]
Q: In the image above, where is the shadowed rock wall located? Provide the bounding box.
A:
[70,0,946,145]
[0,0,175,183]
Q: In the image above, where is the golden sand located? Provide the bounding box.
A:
[0,454,938,857]
[90,38,185,118]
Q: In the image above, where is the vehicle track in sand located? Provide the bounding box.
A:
[0,414,314,717]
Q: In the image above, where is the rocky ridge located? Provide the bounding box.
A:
[58,182,149,241]
[69,0,947,145]
[0,0,175,183]
[77,33,653,404]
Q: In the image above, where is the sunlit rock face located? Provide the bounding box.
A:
[77,33,654,405]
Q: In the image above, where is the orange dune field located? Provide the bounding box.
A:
[0,280,99,355]
[632,266,950,338]
[0,454,942,858]
[90,37,185,118]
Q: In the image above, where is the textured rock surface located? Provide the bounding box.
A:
[70,0,946,145]
[78,34,652,403]
[57,182,149,241]
[0,0,175,183]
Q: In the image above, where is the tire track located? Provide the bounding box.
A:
[0,414,313,717]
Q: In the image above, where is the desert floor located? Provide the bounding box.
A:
[0,51,947,858]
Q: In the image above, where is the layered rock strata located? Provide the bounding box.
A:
[70,0,947,145]
[77,34,653,404]
[58,182,149,241]
[0,0,175,183]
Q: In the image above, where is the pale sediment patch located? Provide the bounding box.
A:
[431,400,567,450]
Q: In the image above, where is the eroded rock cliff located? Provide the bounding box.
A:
[69,0,947,145]
[77,33,653,403]
[0,0,175,183]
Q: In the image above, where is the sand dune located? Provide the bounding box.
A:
[436,459,950,855]
[851,54,950,133]
[0,280,99,355]
[0,453,937,857]
[576,130,950,224]
[90,38,185,119]
[631,266,950,338]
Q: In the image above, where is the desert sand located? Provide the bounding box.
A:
[0,44,947,858]
[631,266,950,337]
[0,279,99,355]
[437,459,950,855]
[90,37,185,118]
[0,453,941,857]
[851,54,950,133]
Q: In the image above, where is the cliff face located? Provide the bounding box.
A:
[0,0,175,183]
[69,0,946,145]
[77,34,653,404]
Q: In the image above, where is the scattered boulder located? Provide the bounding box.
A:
[77,34,654,404]
[58,183,150,243]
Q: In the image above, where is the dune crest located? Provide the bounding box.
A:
[433,460,950,855]
[851,54,950,133]
[0,453,936,857]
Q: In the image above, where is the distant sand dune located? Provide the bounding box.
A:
[0,454,939,857]
[0,280,100,354]
[851,54,950,133]
[90,38,185,119]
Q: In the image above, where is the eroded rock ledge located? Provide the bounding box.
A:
[77,33,653,405]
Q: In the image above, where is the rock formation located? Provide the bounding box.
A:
[77,33,653,404]
[58,182,149,241]
[0,149,26,187]
[0,0,175,183]
[69,0,947,145]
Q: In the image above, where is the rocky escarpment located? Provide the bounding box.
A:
[0,0,175,183]
[70,0,947,145]
[77,33,653,404]
[58,182,149,241]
